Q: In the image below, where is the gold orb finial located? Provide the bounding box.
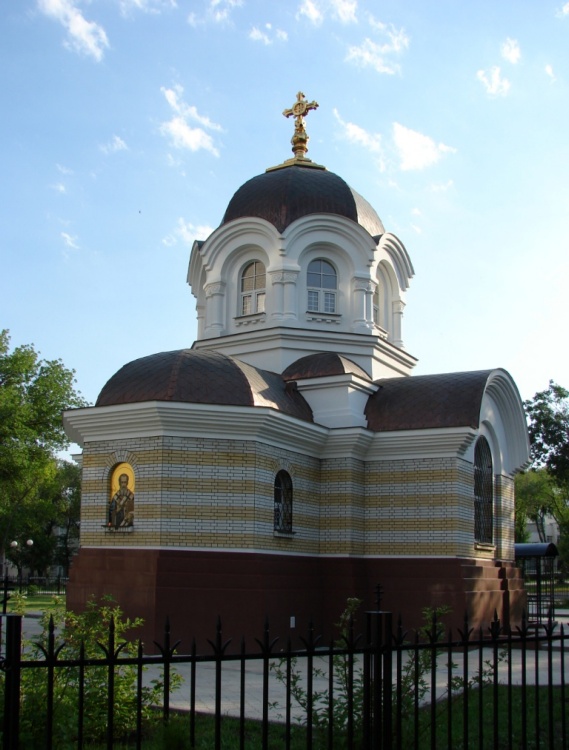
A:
[282,91,319,160]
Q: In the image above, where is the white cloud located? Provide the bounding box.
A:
[209,0,242,23]
[61,231,79,249]
[160,85,222,157]
[392,123,456,171]
[160,117,219,155]
[296,0,323,24]
[331,0,357,23]
[119,0,177,15]
[333,109,384,168]
[249,23,288,44]
[501,37,521,64]
[346,21,408,74]
[56,163,73,175]
[296,0,357,24]
[430,179,454,192]
[100,135,128,155]
[37,0,109,61]
[545,64,556,82]
[51,182,66,194]
[162,217,214,246]
[557,2,569,16]
[476,66,511,96]
[367,17,409,52]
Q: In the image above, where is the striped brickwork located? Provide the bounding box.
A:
[80,435,513,561]
[79,436,321,553]
[494,473,515,560]
[364,456,498,558]
[319,457,365,555]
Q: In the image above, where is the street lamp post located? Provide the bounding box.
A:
[9,539,34,593]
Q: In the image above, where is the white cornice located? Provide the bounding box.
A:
[193,325,417,379]
[64,402,479,463]
[63,402,328,455]
[364,427,478,460]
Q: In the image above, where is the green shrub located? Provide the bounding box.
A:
[3,595,180,747]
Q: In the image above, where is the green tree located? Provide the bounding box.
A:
[51,459,81,575]
[522,381,569,572]
[524,381,569,490]
[0,330,87,570]
[514,469,560,542]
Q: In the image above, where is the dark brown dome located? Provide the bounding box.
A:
[96,349,313,422]
[222,165,385,236]
[283,352,371,381]
[365,371,494,431]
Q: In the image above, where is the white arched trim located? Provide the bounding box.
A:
[282,214,377,273]
[188,218,281,292]
[465,369,530,476]
[378,233,414,291]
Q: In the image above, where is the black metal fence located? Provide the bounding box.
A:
[0,609,567,749]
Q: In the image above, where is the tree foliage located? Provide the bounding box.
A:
[524,381,569,490]
[514,469,560,542]
[0,330,87,565]
[521,381,569,570]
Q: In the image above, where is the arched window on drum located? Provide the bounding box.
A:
[240,261,266,315]
[307,259,337,314]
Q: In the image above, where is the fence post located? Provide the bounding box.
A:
[1,575,9,615]
[3,614,22,750]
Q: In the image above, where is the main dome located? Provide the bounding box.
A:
[221,165,385,236]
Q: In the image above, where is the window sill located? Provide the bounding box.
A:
[474,542,495,551]
[306,312,341,324]
[235,313,266,327]
[103,525,134,533]
[274,530,295,539]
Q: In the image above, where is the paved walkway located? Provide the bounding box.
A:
[18,611,569,722]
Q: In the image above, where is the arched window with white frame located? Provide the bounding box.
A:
[474,436,493,544]
[307,259,337,314]
[240,261,266,315]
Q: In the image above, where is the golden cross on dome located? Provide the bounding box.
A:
[282,91,319,160]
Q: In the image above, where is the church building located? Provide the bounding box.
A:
[63,94,530,647]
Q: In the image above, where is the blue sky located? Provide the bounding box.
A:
[2,0,569,417]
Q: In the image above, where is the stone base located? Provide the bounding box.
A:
[66,548,526,652]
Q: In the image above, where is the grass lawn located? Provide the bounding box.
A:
[5,591,65,614]
[38,686,566,749]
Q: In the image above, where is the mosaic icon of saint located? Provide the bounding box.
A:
[108,473,134,528]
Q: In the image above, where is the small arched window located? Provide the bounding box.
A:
[240,261,266,315]
[307,259,337,314]
[274,470,293,533]
[474,436,493,544]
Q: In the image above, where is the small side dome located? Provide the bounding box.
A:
[96,349,313,422]
[283,352,371,381]
[222,165,385,236]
